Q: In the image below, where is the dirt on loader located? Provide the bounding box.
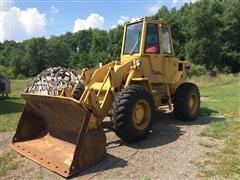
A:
[1,108,223,179]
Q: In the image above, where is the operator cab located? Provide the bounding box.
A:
[121,19,174,58]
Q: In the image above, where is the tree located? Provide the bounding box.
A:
[11,48,26,77]
[1,0,240,78]
[23,37,47,76]
[45,37,71,68]
[219,0,240,73]
[184,0,222,69]
[108,25,124,60]
[74,30,93,53]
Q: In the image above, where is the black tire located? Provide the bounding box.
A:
[111,85,155,143]
[72,83,84,100]
[173,82,200,121]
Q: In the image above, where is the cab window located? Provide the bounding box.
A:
[162,26,172,54]
[123,22,143,54]
[144,23,160,54]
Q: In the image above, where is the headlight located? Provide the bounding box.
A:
[135,59,141,67]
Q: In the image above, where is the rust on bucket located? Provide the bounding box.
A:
[9,94,106,177]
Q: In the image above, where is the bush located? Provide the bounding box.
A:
[16,74,27,80]
[187,63,207,77]
[0,65,13,79]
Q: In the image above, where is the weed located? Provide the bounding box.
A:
[198,140,216,148]
[0,152,18,174]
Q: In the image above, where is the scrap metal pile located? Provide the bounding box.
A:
[24,67,81,95]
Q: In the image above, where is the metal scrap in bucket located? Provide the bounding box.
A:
[24,67,81,95]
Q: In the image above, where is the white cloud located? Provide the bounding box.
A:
[173,0,198,4]
[1,5,47,42]
[148,1,162,14]
[188,0,198,3]
[48,17,54,26]
[116,16,140,25]
[117,16,129,25]
[110,16,140,29]
[173,0,178,4]
[111,25,117,29]
[130,17,141,23]
[0,0,14,11]
[50,6,58,14]
[148,0,198,14]
[72,13,104,32]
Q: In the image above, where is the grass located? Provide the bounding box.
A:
[199,119,240,178]
[188,73,240,88]
[200,81,240,117]
[200,121,235,139]
[189,75,240,178]
[143,176,151,180]
[0,152,18,174]
[0,79,30,132]
[198,140,216,148]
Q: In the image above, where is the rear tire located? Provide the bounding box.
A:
[173,82,200,121]
[72,83,84,100]
[111,85,155,143]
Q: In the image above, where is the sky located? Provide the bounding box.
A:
[0,0,195,42]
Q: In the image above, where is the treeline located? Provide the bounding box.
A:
[0,0,239,79]
[0,27,123,78]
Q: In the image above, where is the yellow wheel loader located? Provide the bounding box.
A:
[10,19,200,177]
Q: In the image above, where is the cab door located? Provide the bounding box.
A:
[144,23,163,80]
[161,25,176,81]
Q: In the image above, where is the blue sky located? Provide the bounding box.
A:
[1,0,193,42]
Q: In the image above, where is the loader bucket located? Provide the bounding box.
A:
[9,94,106,177]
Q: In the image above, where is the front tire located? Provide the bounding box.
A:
[173,82,200,121]
[111,85,155,143]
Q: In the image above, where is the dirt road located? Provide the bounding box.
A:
[1,109,223,179]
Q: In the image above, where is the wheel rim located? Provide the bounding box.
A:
[132,99,151,130]
[189,93,198,114]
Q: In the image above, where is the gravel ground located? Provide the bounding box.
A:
[0,108,224,180]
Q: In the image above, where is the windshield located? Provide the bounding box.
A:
[123,22,143,54]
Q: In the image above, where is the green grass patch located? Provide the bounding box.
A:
[200,81,240,117]
[0,79,30,132]
[214,120,240,177]
[199,121,231,139]
[199,120,240,178]
[188,74,240,88]
[0,152,18,174]
[143,176,151,180]
[198,140,216,148]
[196,77,240,178]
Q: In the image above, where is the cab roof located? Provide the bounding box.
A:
[125,18,168,26]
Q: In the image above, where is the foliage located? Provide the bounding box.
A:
[0,0,239,78]
[187,63,206,77]
[0,65,12,78]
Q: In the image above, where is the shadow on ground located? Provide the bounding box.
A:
[106,107,224,150]
[199,107,219,116]
[75,107,224,178]
[76,153,128,178]
[0,97,24,114]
